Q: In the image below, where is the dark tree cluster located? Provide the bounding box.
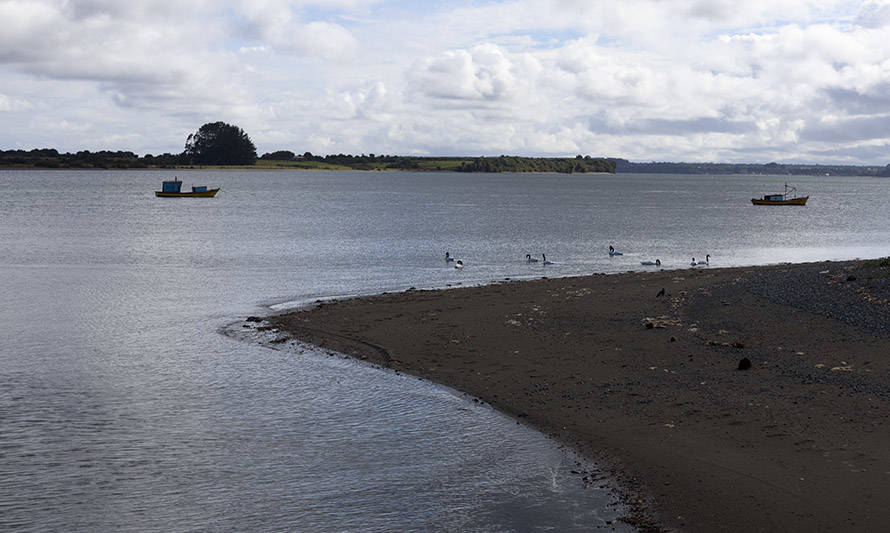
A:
[260,150,297,161]
[184,122,257,165]
[0,148,166,168]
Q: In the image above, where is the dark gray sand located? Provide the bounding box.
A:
[272,259,890,531]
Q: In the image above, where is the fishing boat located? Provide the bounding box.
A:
[751,183,808,205]
[155,178,219,198]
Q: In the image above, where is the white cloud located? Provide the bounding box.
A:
[0,91,32,112]
[856,0,890,27]
[289,21,360,58]
[1,0,890,163]
[410,44,525,101]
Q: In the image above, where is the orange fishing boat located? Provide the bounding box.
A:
[751,183,808,205]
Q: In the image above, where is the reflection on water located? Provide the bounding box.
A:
[2,169,889,531]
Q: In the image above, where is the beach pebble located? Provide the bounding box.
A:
[737,357,752,370]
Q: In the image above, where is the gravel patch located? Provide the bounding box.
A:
[739,260,890,335]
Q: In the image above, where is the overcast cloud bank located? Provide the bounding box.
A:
[2,0,890,163]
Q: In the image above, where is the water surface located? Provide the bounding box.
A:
[2,169,888,531]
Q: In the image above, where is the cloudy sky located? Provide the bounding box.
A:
[2,0,890,163]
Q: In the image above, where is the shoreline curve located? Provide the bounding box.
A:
[271,258,890,531]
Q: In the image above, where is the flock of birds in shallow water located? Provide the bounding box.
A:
[444,247,711,270]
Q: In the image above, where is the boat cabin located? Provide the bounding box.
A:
[762,194,784,201]
[161,179,183,193]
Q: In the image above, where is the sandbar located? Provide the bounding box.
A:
[271,260,890,531]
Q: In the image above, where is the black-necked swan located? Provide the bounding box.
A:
[445,251,455,262]
[641,259,661,266]
[526,254,538,263]
[542,253,553,265]
[454,260,463,269]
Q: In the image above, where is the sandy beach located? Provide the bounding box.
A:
[270,259,890,531]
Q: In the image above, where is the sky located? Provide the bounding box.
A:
[2,0,890,163]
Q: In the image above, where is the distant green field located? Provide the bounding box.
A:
[254,160,356,170]
[256,157,473,172]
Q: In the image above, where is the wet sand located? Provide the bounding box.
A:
[271,260,890,531]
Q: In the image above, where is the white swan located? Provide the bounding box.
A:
[445,251,455,262]
[641,259,661,266]
[454,260,463,269]
[542,253,553,265]
[526,254,539,263]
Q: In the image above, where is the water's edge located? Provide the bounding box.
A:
[221,315,638,530]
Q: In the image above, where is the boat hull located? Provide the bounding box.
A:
[155,188,220,198]
[751,196,808,206]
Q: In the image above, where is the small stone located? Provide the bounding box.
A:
[670,336,677,342]
[738,357,752,370]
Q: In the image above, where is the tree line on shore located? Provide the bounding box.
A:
[4,121,889,176]
[0,120,615,173]
[0,122,255,169]
[0,146,616,174]
[260,151,615,173]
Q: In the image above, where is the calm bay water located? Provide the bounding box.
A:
[2,169,889,531]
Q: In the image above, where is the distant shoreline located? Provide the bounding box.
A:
[267,259,890,531]
[0,165,616,174]
[0,153,615,174]
[4,163,888,177]
[5,149,889,176]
